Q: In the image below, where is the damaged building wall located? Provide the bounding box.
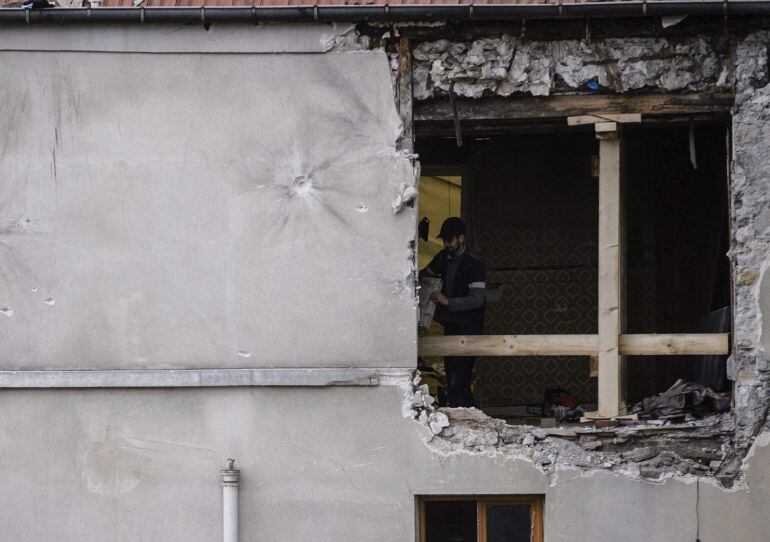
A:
[728,30,770,473]
[408,28,770,486]
[0,27,417,369]
[2,385,770,541]
[412,34,730,99]
[0,22,768,542]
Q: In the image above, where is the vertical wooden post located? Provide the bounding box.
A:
[396,37,413,153]
[597,123,623,417]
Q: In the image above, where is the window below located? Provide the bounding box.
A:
[418,495,544,542]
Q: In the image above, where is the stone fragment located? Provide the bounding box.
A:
[579,435,603,450]
[445,408,490,422]
[622,447,659,463]
[736,269,760,286]
[433,412,450,428]
[595,419,620,429]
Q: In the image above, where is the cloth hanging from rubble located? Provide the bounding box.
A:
[632,379,731,419]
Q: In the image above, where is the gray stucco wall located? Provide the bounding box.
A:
[1,23,769,542]
[1,386,770,542]
[0,30,416,370]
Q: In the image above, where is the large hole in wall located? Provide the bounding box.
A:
[415,118,732,424]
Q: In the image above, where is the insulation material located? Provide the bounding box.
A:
[0,51,417,369]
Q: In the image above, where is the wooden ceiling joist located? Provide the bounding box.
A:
[414,92,734,124]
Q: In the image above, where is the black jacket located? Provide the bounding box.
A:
[421,249,486,331]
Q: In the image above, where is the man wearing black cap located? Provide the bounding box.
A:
[419,217,486,407]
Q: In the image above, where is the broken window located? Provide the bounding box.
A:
[418,495,544,542]
[415,104,732,422]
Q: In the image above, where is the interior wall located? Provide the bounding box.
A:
[468,134,599,407]
[417,124,730,407]
[624,124,730,398]
[418,175,462,270]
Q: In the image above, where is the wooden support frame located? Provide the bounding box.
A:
[414,107,732,420]
[596,124,623,417]
[395,37,414,153]
[417,333,730,357]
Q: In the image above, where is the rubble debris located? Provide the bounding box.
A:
[412,35,729,100]
[632,379,731,419]
[404,370,735,483]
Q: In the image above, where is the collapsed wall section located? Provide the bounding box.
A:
[404,29,770,485]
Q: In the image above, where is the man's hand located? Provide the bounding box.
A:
[430,292,449,306]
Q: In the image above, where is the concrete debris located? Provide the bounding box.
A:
[412,35,729,100]
[405,369,737,483]
[579,435,603,450]
[321,24,372,53]
[391,182,418,214]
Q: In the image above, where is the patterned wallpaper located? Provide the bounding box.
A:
[469,135,656,407]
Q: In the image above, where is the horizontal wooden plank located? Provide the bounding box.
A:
[414,93,734,123]
[418,333,729,357]
[567,113,641,126]
[619,333,730,356]
[419,334,598,357]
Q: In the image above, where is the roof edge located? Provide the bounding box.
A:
[1,2,769,24]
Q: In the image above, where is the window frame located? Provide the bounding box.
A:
[418,494,544,542]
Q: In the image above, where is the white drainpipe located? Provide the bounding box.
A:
[221,458,240,542]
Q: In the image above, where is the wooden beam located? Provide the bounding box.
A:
[619,333,729,356]
[417,333,729,357]
[567,113,641,126]
[395,37,413,153]
[414,93,734,123]
[597,127,622,418]
[419,334,598,357]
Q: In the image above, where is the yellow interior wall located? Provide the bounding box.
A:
[418,176,462,270]
[418,175,463,395]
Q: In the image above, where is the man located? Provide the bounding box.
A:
[419,217,486,407]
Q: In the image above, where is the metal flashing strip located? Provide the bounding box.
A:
[0,368,414,388]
